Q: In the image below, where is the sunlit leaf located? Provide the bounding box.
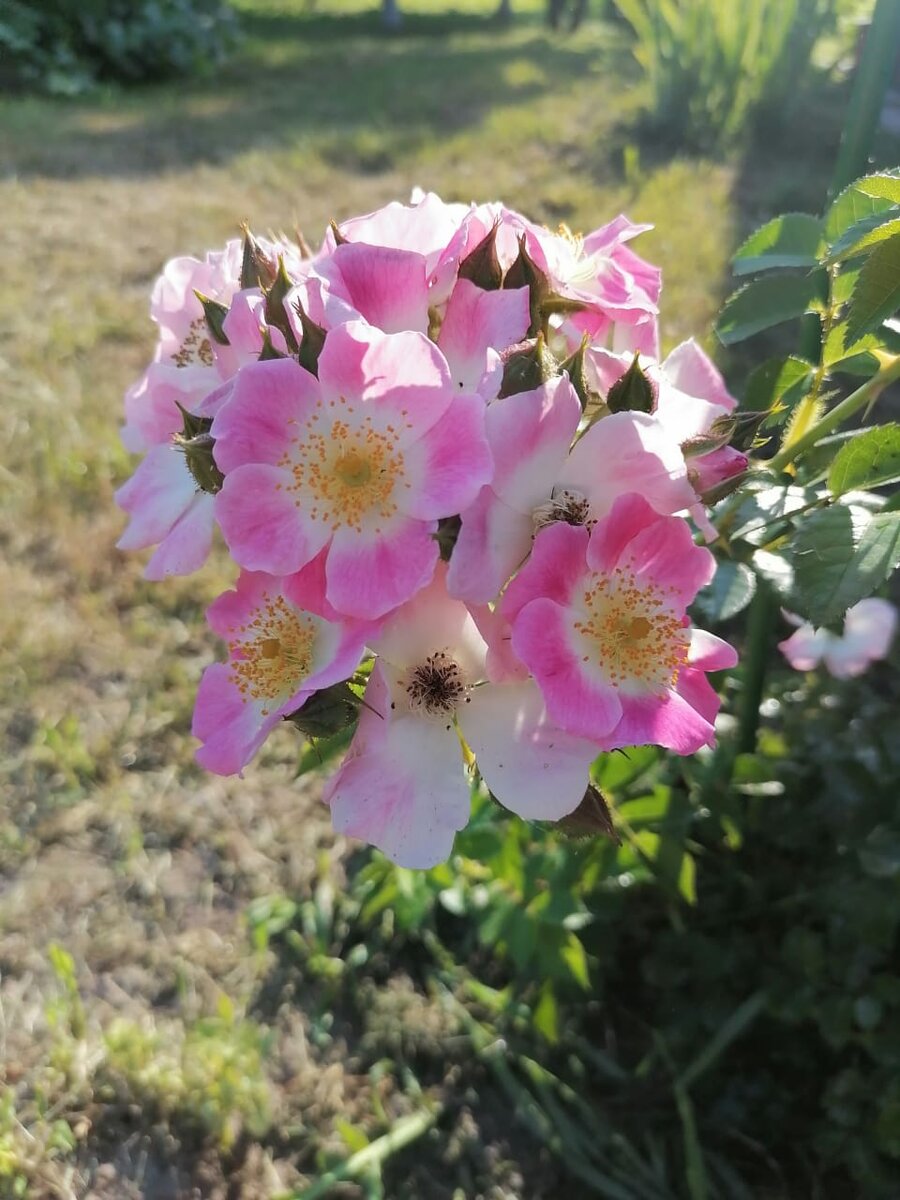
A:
[825,179,896,244]
[791,503,900,626]
[845,232,900,345]
[716,272,827,345]
[828,424,900,496]
[732,213,822,275]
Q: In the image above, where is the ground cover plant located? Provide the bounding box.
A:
[2,1,898,1197]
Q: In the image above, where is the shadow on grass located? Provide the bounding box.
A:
[2,7,605,182]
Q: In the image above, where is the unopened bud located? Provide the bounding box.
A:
[173,404,224,494]
[193,291,230,346]
[240,225,277,290]
[498,334,559,398]
[559,335,593,412]
[263,257,300,353]
[606,354,657,414]
[504,233,551,336]
[284,680,360,739]
[458,222,503,291]
[293,296,327,377]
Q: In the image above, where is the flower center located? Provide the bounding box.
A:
[229,594,317,714]
[335,450,373,488]
[405,651,467,716]
[172,317,214,368]
[532,486,592,533]
[573,566,689,693]
[280,401,408,534]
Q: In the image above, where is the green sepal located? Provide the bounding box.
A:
[504,233,551,335]
[258,330,287,361]
[240,225,277,290]
[173,403,224,494]
[329,218,348,246]
[434,514,461,562]
[606,353,656,414]
[284,680,361,740]
[193,290,230,346]
[697,469,751,508]
[557,784,620,844]
[293,295,327,377]
[681,414,737,459]
[729,410,771,453]
[498,333,559,398]
[559,334,592,412]
[263,256,300,353]
[458,222,503,290]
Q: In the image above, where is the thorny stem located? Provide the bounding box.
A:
[769,355,900,473]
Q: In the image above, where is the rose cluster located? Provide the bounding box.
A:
[117,191,743,867]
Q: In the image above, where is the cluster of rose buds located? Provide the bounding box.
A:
[117,190,746,867]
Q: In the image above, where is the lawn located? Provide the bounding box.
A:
[0,2,887,1196]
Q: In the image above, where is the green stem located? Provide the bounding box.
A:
[768,356,900,473]
[736,582,778,757]
[291,1105,442,1200]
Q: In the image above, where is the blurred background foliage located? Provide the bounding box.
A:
[1,0,898,1197]
[0,0,238,94]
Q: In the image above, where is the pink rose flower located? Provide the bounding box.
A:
[325,567,597,867]
[212,320,493,618]
[448,376,696,604]
[502,493,737,753]
[193,555,373,776]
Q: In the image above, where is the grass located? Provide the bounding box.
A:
[0,1,862,1194]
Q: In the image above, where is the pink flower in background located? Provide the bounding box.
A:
[213,320,493,618]
[193,557,372,776]
[779,599,896,679]
[326,567,598,867]
[502,493,737,754]
[448,376,696,604]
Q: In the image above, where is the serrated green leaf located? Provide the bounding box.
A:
[693,560,757,622]
[732,213,822,275]
[791,503,900,626]
[822,318,884,373]
[825,181,895,245]
[857,171,900,204]
[825,209,900,264]
[716,272,827,346]
[743,355,814,425]
[828,424,900,496]
[845,233,900,344]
